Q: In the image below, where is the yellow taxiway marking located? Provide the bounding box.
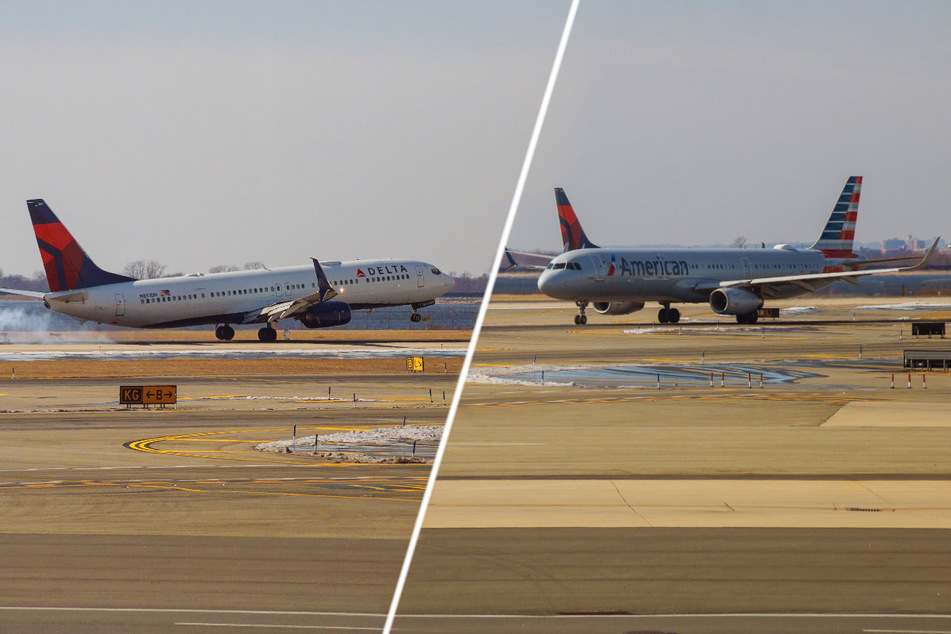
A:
[128,424,438,464]
[5,478,426,503]
[463,392,857,409]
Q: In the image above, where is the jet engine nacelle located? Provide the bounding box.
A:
[299,301,352,328]
[709,288,763,315]
[592,301,645,315]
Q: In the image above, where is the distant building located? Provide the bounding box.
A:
[881,235,927,252]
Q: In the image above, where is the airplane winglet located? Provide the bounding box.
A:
[311,258,338,303]
[502,249,519,273]
[908,237,940,271]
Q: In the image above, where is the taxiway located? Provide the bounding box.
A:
[394,296,951,633]
[0,332,463,633]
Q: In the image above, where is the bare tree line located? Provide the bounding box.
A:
[122,260,267,279]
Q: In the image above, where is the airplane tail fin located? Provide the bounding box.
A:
[28,199,136,292]
[556,188,598,252]
[809,176,862,258]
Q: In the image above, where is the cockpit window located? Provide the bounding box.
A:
[570,262,582,270]
[546,263,554,269]
[553,262,567,270]
[431,268,441,275]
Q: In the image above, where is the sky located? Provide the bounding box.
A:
[0,1,568,278]
[512,1,951,253]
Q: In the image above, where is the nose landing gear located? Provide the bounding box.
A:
[574,301,588,325]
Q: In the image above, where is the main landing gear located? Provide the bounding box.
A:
[736,311,759,325]
[657,304,680,324]
[574,301,588,325]
[410,299,435,323]
[215,324,235,341]
[257,325,278,342]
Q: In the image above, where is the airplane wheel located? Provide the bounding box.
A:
[658,308,669,324]
[258,327,277,342]
[222,325,235,340]
[736,312,758,325]
[580,315,587,325]
[669,308,681,323]
[574,314,582,325]
[215,326,224,340]
[411,313,421,323]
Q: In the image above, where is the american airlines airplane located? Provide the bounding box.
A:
[526,177,937,325]
[0,200,455,341]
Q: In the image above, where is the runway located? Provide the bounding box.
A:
[394,296,951,632]
[0,337,458,633]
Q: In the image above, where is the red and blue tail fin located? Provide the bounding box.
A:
[556,188,598,252]
[809,176,862,258]
[28,199,135,292]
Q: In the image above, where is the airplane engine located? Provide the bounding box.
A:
[592,301,645,315]
[709,288,763,315]
[299,301,352,328]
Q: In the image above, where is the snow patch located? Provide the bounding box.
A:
[466,365,576,387]
[854,302,951,312]
[256,424,442,453]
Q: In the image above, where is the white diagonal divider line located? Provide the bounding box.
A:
[381,2,582,632]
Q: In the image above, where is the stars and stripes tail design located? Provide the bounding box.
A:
[28,199,135,292]
[810,176,862,259]
[556,188,599,252]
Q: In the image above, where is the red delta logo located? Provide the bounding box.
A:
[607,263,615,276]
[356,269,366,278]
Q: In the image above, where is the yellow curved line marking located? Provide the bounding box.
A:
[127,425,438,465]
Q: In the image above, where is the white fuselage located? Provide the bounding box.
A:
[43,259,454,328]
[538,246,834,303]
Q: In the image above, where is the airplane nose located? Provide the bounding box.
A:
[537,271,553,295]
[444,275,455,291]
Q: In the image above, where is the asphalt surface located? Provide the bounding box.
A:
[394,297,951,633]
[0,365,455,633]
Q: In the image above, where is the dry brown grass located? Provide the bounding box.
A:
[0,356,464,379]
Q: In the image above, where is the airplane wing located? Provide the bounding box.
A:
[247,258,339,324]
[715,237,940,295]
[0,288,46,299]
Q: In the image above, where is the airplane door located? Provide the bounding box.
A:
[115,293,126,316]
[589,255,605,282]
[416,265,424,288]
[741,257,752,279]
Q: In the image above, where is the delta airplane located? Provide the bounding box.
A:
[0,200,454,341]
[524,177,937,325]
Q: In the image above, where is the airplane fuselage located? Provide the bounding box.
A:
[44,258,453,328]
[538,246,833,303]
